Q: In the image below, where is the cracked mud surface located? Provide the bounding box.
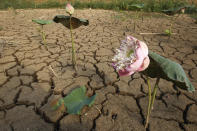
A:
[0,9,197,131]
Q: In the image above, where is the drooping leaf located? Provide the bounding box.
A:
[53,15,89,29]
[32,19,53,25]
[53,86,96,115]
[143,51,195,92]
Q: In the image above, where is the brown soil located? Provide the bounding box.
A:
[0,9,197,131]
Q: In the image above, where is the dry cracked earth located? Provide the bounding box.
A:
[0,9,197,131]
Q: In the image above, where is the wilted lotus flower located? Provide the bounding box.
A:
[66,3,74,15]
[112,36,150,76]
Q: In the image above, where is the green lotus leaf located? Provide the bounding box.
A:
[143,51,195,92]
[32,19,53,25]
[162,6,186,15]
[129,4,144,9]
[53,86,96,115]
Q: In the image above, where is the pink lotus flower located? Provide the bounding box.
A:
[112,36,150,76]
[66,3,74,15]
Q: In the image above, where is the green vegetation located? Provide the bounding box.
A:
[164,29,172,36]
[0,0,61,9]
[52,86,96,115]
[0,0,196,14]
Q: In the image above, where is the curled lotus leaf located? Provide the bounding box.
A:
[32,19,53,25]
[53,15,89,29]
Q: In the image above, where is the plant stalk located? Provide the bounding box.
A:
[145,77,152,128]
[41,25,46,46]
[150,78,160,110]
[169,13,180,36]
[69,15,77,70]
[141,10,144,22]
[145,77,160,128]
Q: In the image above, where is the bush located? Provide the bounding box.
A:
[0,0,196,14]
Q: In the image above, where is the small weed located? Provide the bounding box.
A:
[164,29,172,36]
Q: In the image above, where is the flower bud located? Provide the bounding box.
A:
[66,3,74,15]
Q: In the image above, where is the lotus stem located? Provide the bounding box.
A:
[42,31,46,46]
[141,9,143,22]
[168,23,172,36]
[150,78,160,110]
[41,25,46,46]
[145,77,160,128]
[168,13,180,37]
[69,15,77,70]
[145,77,152,128]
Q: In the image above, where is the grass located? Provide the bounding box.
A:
[0,0,196,14]
[0,0,62,9]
